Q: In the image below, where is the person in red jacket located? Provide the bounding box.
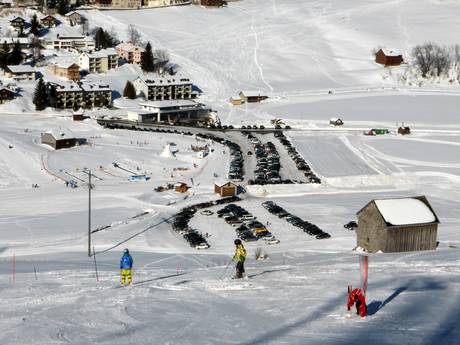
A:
[347,288,367,318]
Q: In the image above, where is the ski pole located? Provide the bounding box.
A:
[219,260,233,280]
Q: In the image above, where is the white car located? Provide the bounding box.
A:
[241,214,256,221]
[266,238,280,245]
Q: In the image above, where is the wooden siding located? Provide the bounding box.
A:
[357,201,388,252]
[386,225,437,252]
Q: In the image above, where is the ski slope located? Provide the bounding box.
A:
[1,0,460,344]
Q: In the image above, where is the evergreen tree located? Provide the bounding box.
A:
[57,0,67,16]
[8,41,23,65]
[30,14,40,36]
[141,42,155,73]
[123,81,136,99]
[94,28,119,49]
[33,78,48,111]
[0,41,10,68]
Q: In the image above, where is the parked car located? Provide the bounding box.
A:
[344,221,358,230]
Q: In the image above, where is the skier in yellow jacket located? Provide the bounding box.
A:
[232,239,247,279]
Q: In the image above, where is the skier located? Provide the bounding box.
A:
[120,248,133,285]
[232,239,247,279]
[347,288,367,318]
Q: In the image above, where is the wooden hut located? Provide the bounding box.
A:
[329,117,344,126]
[214,180,237,197]
[41,129,77,150]
[398,126,411,135]
[356,196,439,253]
[375,49,404,67]
[174,182,189,193]
[239,90,268,103]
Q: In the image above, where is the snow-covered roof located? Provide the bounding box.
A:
[136,74,191,86]
[140,100,200,109]
[215,179,236,187]
[81,48,117,58]
[380,48,401,57]
[116,42,145,52]
[65,11,81,17]
[49,60,79,69]
[374,197,437,226]
[49,80,81,92]
[5,65,35,73]
[45,129,76,140]
[80,82,111,92]
[240,90,267,97]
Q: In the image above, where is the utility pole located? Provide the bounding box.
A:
[88,170,91,257]
[82,169,93,257]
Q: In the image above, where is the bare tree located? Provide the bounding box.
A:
[127,25,141,46]
[153,49,169,74]
[412,43,436,78]
[432,45,450,77]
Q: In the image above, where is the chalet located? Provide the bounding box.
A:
[116,43,145,65]
[375,48,404,67]
[10,17,26,31]
[41,129,77,150]
[65,11,85,26]
[329,117,344,126]
[136,100,210,124]
[132,74,194,101]
[40,15,58,28]
[214,180,237,197]
[356,196,439,253]
[95,0,141,9]
[0,87,15,104]
[48,61,80,81]
[239,90,268,103]
[78,48,118,73]
[3,65,36,82]
[174,182,189,193]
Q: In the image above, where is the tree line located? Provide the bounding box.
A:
[412,42,460,81]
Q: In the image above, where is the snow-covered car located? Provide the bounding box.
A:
[266,238,280,245]
[200,209,214,216]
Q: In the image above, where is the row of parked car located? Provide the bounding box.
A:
[274,132,321,184]
[171,196,241,249]
[262,201,331,239]
[245,132,283,185]
[217,203,279,244]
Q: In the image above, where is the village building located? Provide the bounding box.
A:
[94,0,141,9]
[147,0,190,7]
[132,74,194,101]
[174,182,189,193]
[239,90,268,103]
[116,43,145,65]
[10,17,26,31]
[194,0,227,6]
[214,180,237,197]
[65,11,85,26]
[0,86,15,104]
[0,37,30,50]
[356,196,439,253]
[41,129,77,150]
[40,15,58,28]
[48,61,81,81]
[375,48,404,67]
[3,65,36,82]
[229,96,243,105]
[78,48,118,73]
[47,80,112,110]
[132,100,210,124]
[80,82,112,108]
[41,34,95,51]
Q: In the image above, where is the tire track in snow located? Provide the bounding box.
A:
[251,14,274,93]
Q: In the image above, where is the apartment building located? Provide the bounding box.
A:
[79,48,118,73]
[132,74,194,101]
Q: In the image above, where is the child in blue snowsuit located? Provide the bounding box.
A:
[120,248,133,285]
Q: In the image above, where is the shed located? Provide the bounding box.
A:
[398,126,411,135]
[356,196,439,253]
[41,129,77,149]
[239,90,268,103]
[174,182,189,193]
[229,96,243,105]
[329,117,344,126]
[375,48,404,67]
[214,180,237,197]
[0,87,15,103]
